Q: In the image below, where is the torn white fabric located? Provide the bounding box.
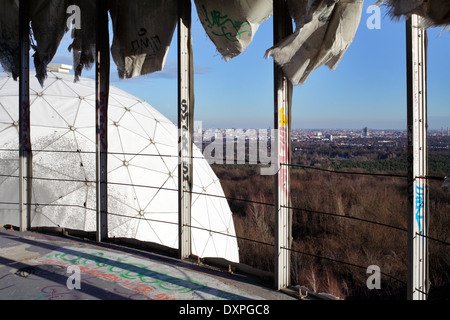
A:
[0,0,19,80]
[30,0,69,86]
[194,0,273,61]
[265,0,364,86]
[109,0,178,79]
[380,0,450,27]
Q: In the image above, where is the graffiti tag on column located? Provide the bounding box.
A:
[200,5,250,41]
[280,107,288,127]
[181,99,189,131]
[182,163,190,188]
[415,185,424,234]
[21,101,31,150]
[279,107,289,199]
[98,91,107,150]
[180,99,190,188]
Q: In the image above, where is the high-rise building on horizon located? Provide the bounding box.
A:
[363,127,370,137]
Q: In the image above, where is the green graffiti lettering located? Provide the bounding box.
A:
[201,5,250,41]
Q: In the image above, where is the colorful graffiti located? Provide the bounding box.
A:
[415,185,424,234]
[278,107,289,200]
[200,5,250,42]
[31,246,248,300]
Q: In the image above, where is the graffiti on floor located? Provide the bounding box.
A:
[30,246,250,300]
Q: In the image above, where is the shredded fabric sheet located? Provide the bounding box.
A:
[0,0,19,80]
[31,0,69,86]
[265,0,364,85]
[109,0,178,79]
[68,0,96,81]
[194,0,273,61]
[1,0,449,86]
[380,0,450,28]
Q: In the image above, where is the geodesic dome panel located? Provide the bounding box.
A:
[0,71,239,263]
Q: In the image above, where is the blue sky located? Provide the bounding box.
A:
[6,1,450,130]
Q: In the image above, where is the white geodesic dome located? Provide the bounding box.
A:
[0,71,239,263]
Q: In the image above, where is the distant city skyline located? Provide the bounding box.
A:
[193,126,449,133]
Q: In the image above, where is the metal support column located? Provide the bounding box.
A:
[178,0,194,260]
[406,14,429,300]
[95,0,110,242]
[19,0,32,232]
[274,0,293,290]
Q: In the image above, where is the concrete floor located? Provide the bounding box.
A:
[0,226,297,301]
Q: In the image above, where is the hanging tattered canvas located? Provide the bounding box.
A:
[266,0,364,85]
[30,0,69,86]
[0,0,69,85]
[109,0,178,79]
[68,0,97,81]
[194,0,273,61]
[380,0,450,27]
[0,0,19,80]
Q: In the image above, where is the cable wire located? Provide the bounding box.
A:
[280,245,407,285]
[3,174,448,243]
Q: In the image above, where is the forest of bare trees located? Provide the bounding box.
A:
[212,160,449,299]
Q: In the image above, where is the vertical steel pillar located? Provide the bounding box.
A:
[95,0,110,242]
[406,15,429,300]
[178,0,194,259]
[19,0,32,232]
[274,0,293,290]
